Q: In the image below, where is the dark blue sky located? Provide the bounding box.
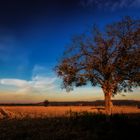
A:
[0,0,139,79]
[0,0,140,102]
[0,0,88,79]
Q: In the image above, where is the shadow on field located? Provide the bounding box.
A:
[0,112,140,140]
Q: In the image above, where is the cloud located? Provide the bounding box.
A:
[0,65,58,94]
[0,79,28,87]
[32,65,46,76]
[29,75,57,91]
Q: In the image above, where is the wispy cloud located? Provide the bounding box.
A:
[0,65,58,94]
[0,79,28,87]
[32,65,54,77]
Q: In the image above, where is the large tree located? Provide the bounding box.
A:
[55,17,140,115]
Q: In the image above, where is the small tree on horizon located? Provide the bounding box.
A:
[43,100,49,107]
[55,17,140,115]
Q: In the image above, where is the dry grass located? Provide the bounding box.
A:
[0,106,140,140]
[0,105,140,119]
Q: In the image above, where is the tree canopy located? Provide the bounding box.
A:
[55,17,140,114]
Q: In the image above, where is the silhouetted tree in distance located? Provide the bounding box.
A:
[44,100,49,107]
[55,17,140,115]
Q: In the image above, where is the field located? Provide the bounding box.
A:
[0,106,140,140]
[0,106,140,119]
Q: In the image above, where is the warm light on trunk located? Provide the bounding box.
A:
[104,92,112,115]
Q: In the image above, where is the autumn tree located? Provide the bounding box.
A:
[55,17,140,115]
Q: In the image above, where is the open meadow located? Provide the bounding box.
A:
[0,106,140,119]
[0,106,140,140]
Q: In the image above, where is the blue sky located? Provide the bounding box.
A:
[0,0,140,103]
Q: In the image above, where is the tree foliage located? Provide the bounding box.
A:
[55,16,140,114]
[56,17,140,95]
[44,100,49,107]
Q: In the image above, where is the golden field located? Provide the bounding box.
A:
[0,106,140,119]
[0,106,140,140]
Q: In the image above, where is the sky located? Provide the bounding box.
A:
[0,0,140,103]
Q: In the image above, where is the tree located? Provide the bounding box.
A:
[55,17,140,115]
[43,100,49,107]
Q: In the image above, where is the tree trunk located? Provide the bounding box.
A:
[104,92,112,115]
